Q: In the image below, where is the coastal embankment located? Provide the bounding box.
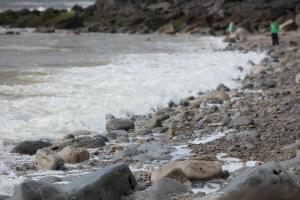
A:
[0,0,300,34]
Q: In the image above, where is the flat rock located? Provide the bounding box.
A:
[51,135,107,151]
[57,146,90,164]
[151,159,222,182]
[11,140,52,155]
[11,180,70,200]
[137,142,176,160]
[133,178,188,200]
[223,161,297,193]
[39,176,63,184]
[64,163,136,200]
[106,118,135,132]
[229,116,254,127]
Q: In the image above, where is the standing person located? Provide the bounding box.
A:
[271,20,279,46]
[228,22,236,34]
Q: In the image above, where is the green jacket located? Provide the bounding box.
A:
[271,21,279,34]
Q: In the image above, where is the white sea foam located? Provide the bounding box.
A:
[191,132,226,144]
[0,35,264,143]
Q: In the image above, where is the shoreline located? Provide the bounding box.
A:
[1,32,300,199]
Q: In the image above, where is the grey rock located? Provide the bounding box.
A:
[137,142,176,159]
[223,161,297,193]
[144,117,162,129]
[229,116,254,127]
[106,118,135,132]
[107,130,128,139]
[133,178,188,200]
[11,140,52,155]
[0,195,10,200]
[39,176,63,184]
[115,147,141,159]
[116,136,130,143]
[11,180,70,200]
[64,163,136,200]
[51,135,107,151]
[216,84,230,92]
[226,131,261,141]
[152,127,168,134]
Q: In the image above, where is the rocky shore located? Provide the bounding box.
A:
[1,30,300,199]
[0,0,300,34]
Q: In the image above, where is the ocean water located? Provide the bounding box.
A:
[0,0,95,11]
[0,30,265,145]
[0,29,265,195]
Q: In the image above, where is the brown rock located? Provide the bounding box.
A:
[151,158,222,183]
[58,146,89,164]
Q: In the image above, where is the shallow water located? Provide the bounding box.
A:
[0,30,265,145]
[0,30,265,195]
[0,0,94,11]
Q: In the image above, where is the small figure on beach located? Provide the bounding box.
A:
[227,22,236,35]
[271,19,280,46]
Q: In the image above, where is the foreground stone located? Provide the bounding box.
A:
[57,146,90,164]
[64,163,136,200]
[11,140,52,155]
[223,161,297,193]
[106,118,135,132]
[35,149,64,170]
[11,180,70,200]
[151,158,222,184]
[134,178,188,200]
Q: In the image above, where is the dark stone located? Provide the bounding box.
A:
[106,118,135,131]
[223,161,297,193]
[134,178,188,200]
[64,163,136,200]
[216,83,230,92]
[11,180,70,200]
[11,140,52,155]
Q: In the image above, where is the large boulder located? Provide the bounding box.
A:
[51,135,107,151]
[133,178,188,200]
[64,163,137,200]
[11,140,52,155]
[35,149,65,170]
[57,146,90,164]
[106,118,135,132]
[151,158,222,183]
[223,161,297,193]
[11,180,70,200]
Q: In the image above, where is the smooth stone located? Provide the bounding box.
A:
[106,118,135,131]
[11,140,52,155]
[133,178,188,200]
[57,146,90,164]
[35,149,65,170]
[223,161,297,193]
[51,135,107,151]
[151,159,222,182]
[64,163,136,200]
[216,83,230,92]
[106,130,128,139]
[11,180,70,200]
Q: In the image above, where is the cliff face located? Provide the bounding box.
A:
[0,0,300,34]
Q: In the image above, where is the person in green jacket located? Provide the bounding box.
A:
[271,20,280,46]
